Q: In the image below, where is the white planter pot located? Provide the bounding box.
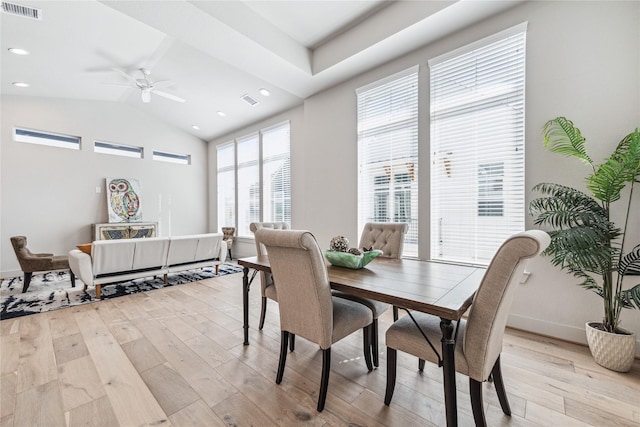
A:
[585,322,636,372]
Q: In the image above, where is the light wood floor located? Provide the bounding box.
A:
[1,272,639,427]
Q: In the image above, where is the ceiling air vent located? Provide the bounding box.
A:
[240,94,259,107]
[1,1,41,19]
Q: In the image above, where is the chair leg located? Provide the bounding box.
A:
[317,348,331,412]
[22,272,33,293]
[372,318,379,367]
[470,378,487,427]
[393,306,399,321]
[363,325,373,372]
[276,331,289,384]
[491,355,511,416]
[384,347,397,405]
[418,358,425,371]
[70,271,76,287]
[290,334,296,352]
[228,248,232,260]
[259,297,268,330]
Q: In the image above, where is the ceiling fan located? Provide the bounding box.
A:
[111,67,186,104]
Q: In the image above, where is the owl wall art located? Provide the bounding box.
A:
[106,177,142,223]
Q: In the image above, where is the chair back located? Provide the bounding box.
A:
[359,222,408,259]
[221,227,235,239]
[10,236,50,271]
[221,227,235,246]
[251,222,291,294]
[250,222,290,256]
[256,228,334,348]
[463,230,550,381]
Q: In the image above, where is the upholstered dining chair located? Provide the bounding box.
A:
[332,222,408,367]
[255,228,374,412]
[384,230,550,427]
[10,235,75,293]
[221,227,235,260]
[249,222,290,331]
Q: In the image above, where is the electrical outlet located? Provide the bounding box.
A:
[96,186,101,194]
[520,270,531,284]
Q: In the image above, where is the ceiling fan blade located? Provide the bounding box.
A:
[153,90,186,103]
[141,89,152,103]
[150,80,172,88]
[111,67,137,83]
[100,82,132,88]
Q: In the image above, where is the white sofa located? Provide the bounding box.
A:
[68,233,227,298]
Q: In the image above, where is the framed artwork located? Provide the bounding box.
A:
[106,177,143,223]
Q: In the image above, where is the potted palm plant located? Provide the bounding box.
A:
[529,117,640,372]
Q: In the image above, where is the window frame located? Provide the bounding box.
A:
[152,150,191,165]
[94,140,143,158]
[428,22,527,266]
[217,121,291,238]
[13,127,80,150]
[356,65,419,258]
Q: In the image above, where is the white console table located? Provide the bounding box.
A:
[93,222,158,240]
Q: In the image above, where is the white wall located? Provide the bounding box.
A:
[210,1,640,353]
[1,95,210,276]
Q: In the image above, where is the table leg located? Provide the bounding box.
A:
[440,319,457,426]
[243,266,250,345]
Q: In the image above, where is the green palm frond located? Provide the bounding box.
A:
[542,117,593,165]
[611,129,640,176]
[588,130,640,203]
[573,271,604,296]
[529,183,609,228]
[618,244,640,276]
[545,228,617,275]
[619,283,640,309]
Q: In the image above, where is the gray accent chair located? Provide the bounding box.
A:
[249,222,290,331]
[255,228,374,412]
[10,235,75,293]
[384,230,550,427]
[332,222,408,367]
[221,227,236,260]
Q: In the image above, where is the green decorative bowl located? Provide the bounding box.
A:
[322,249,383,269]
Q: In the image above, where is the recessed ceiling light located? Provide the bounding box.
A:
[12,82,30,88]
[259,88,271,96]
[8,48,29,55]
[191,125,200,130]
[217,111,226,117]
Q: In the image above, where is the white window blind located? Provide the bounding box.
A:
[262,122,291,224]
[236,134,260,237]
[429,23,526,265]
[14,127,80,150]
[357,66,419,258]
[217,142,236,228]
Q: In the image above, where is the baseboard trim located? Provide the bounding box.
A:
[508,313,640,358]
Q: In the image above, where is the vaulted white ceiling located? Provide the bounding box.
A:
[1,0,523,141]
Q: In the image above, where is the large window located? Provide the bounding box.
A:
[262,123,291,225]
[429,23,526,265]
[357,66,419,258]
[217,121,291,237]
[217,142,236,230]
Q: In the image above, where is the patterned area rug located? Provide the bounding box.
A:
[0,263,243,320]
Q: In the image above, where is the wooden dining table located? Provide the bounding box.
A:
[237,255,486,427]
